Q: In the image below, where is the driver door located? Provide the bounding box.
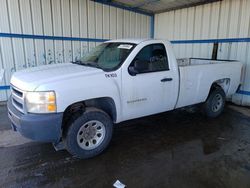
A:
[121,43,177,120]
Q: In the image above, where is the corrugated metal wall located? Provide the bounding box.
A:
[0,0,150,101]
[155,0,250,106]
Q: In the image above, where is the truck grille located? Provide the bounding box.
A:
[11,85,25,113]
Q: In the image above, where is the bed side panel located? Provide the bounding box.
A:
[176,62,242,108]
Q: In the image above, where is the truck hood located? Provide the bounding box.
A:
[11,63,103,91]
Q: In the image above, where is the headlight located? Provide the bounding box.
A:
[25,91,56,113]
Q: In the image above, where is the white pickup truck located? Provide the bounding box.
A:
[8,39,242,158]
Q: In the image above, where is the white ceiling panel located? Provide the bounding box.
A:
[113,0,221,13]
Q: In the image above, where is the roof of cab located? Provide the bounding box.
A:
[105,38,151,44]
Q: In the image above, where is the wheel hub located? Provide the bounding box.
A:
[212,93,223,112]
[77,120,106,150]
[83,126,96,140]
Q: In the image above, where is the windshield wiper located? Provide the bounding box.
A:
[71,60,102,70]
[71,60,83,65]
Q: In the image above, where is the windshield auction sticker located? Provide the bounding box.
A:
[118,44,133,50]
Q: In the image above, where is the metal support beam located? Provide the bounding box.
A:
[92,0,153,16]
[150,15,155,38]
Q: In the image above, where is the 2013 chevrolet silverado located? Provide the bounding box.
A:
[8,39,242,158]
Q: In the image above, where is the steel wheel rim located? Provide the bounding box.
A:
[77,120,106,150]
[212,93,223,112]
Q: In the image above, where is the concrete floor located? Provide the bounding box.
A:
[0,104,250,188]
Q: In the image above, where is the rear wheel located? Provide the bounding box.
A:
[65,108,113,159]
[203,86,226,118]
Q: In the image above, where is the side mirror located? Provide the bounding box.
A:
[129,59,149,76]
[128,66,138,76]
[128,59,148,76]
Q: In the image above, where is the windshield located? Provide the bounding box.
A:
[79,42,135,71]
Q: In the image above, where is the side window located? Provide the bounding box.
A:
[129,44,169,74]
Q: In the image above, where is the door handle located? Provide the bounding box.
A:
[161,78,173,82]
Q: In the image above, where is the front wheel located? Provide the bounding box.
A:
[203,86,226,118]
[65,108,113,159]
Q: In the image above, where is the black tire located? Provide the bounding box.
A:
[65,108,113,159]
[203,86,226,118]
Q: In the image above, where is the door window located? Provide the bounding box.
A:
[129,44,169,74]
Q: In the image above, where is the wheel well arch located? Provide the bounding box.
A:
[209,78,230,96]
[84,97,117,122]
[62,97,117,133]
[63,97,117,122]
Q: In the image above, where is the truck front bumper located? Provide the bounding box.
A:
[7,99,63,143]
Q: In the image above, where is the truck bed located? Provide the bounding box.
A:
[175,58,242,108]
[177,58,238,67]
